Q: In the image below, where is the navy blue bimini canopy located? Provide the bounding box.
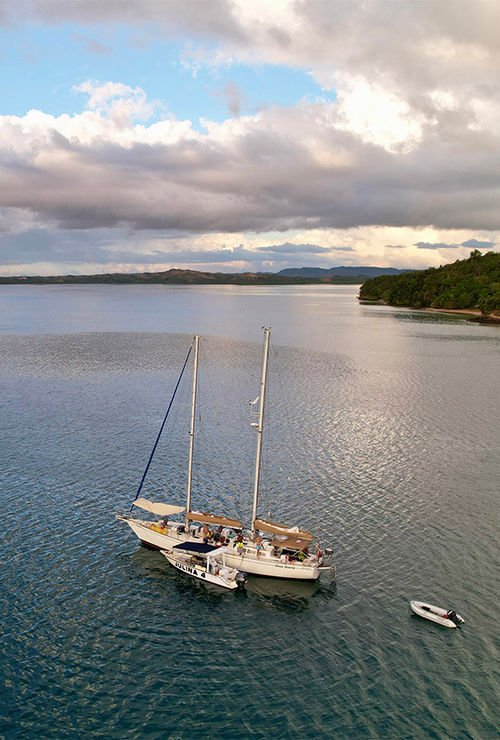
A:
[173,542,219,554]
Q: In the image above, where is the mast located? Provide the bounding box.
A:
[251,327,271,533]
[185,335,199,528]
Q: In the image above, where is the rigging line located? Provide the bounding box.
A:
[131,342,193,509]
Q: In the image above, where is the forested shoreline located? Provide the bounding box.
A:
[359,251,500,316]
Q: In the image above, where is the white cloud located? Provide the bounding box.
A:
[74,80,160,127]
[333,75,425,152]
[0,83,499,239]
[0,1,499,272]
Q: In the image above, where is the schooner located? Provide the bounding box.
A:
[117,330,334,580]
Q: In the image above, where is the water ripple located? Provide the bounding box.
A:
[1,327,499,739]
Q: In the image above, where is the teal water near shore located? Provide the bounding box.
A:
[0,285,499,739]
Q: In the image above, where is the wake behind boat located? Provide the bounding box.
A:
[162,542,247,590]
[410,600,465,628]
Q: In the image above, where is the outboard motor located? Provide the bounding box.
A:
[323,548,333,564]
[235,571,248,589]
[447,609,459,625]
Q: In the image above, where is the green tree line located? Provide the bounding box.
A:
[359,250,500,314]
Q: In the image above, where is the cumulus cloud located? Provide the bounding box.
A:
[73,80,160,125]
[5,1,498,141]
[0,1,499,272]
[1,81,499,239]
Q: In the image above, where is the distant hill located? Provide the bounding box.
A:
[0,268,361,286]
[359,250,500,316]
[278,266,412,278]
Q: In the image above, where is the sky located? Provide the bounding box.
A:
[0,0,499,276]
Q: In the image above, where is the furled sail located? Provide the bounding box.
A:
[133,498,185,516]
[253,517,313,541]
[270,535,313,551]
[186,511,243,528]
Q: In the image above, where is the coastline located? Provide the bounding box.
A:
[425,307,500,323]
[359,299,500,323]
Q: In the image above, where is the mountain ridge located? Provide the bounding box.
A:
[277,266,413,278]
[0,265,412,284]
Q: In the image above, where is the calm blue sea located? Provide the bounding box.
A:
[0,285,499,739]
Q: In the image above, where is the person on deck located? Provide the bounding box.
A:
[255,534,263,557]
[202,524,210,544]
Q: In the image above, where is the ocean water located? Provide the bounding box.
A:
[0,285,499,739]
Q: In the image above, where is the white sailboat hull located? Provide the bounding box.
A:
[118,516,333,580]
[117,330,336,584]
[161,550,241,590]
[117,515,196,550]
[221,543,323,580]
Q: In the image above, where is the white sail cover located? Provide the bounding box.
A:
[253,517,313,541]
[133,498,185,516]
[186,511,243,528]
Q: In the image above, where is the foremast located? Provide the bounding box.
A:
[185,335,199,528]
[251,327,271,534]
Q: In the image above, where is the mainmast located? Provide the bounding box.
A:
[185,335,199,528]
[251,327,271,533]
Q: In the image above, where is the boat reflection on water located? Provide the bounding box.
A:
[128,547,337,611]
[242,574,337,612]
[246,576,317,599]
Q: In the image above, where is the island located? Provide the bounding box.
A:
[0,267,392,286]
[358,250,500,321]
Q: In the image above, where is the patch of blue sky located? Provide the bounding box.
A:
[0,23,333,127]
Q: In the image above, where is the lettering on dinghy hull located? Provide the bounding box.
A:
[162,544,247,591]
